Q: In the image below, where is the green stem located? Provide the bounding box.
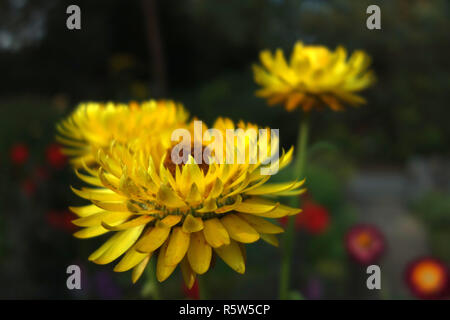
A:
[198,276,208,300]
[142,258,161,300]
[279,113,310,300]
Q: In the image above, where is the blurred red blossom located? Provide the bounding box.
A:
[46,143,67,169]
[46,209,77,233]
[405,257,449,300]
[10,143,29,165]
[345,224,385,265]
[182,279,199,300]
[279,199,330,235]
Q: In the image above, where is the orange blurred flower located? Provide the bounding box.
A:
[405,257,449,299]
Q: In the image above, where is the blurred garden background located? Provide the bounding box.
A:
[0,0,449,299]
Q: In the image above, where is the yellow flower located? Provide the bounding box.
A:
[69,117,306,287]
[253,41,375,112]
[56,100,189,168]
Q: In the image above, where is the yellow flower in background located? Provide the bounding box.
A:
[56,100,189,168]
[69,117,305,287]
[253,41,375,112]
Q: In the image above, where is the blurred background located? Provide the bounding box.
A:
[0,0,449,299]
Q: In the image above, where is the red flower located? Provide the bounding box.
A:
[46,143,67,169]
[297,200,330,234]
[279,200,330,235]
[345,224,385,265]
[405,257,449,299]
[182,279,199,300]
[46,210,77,233]
[10,143,29,165]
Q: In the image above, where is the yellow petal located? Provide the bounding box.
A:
[93,225,145,264]
[260,233,279,247]
[73,225,109,239]
[157,184,186,208]
[74,169,102,187]
[244,179,305,196]
[238,214,284,234]
[136,225,171,253]
[234,198,280,217]
[180,257,196,289]
[132,255,150,284]
[92,200,128,212]
[187,231,212,274]
[215,195,242,214]
[182,214,204,233]
[165,227,190,266]
[220,214,260,243]
[156,241,177,282]
[102,215,154,231]
[71,186,126,201]
[214,240,245,274]
[156,215,182,228]
[72,211,132,227]
[203,218,230,248]
[114,247,151,272]
[69,204,102,217]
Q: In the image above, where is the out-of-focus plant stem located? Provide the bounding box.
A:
[141,258,161,300]
[279,113,309,300]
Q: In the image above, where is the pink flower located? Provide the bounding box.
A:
[345,224,385,265]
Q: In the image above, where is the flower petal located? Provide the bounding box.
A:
[203,218,230,248]
[156,241,177,282]
[132,255,151,284]
[73,225,109,238]
[165,227,190,266]
[238,214,284,234]
[182,214,204,233]
[214,240,245,274]
[220,214,260,243]
[93,225,145,264]
[187,231,212,274]
[180,257,196,289]
[136,225,171,253]
[260,233,279,247]
[114,246,151,272]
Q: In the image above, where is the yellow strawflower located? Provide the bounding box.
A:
[253,41,375,112]
[56,100,189,167]
[69,117,305,288]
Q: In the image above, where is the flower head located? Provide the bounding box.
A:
[46,143,67,169]
[296,200,330,234]
[345,224,385,265]
[70,117,305,287]
[405,257,449,299]
[10,143,29,166]
[56,100,189,167]
[253,41,375,112]
[279,199,329,234]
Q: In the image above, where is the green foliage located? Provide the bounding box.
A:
[412,192,450,262]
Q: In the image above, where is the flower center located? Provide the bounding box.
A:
[163,144,210,176]
[356,232,373,249]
